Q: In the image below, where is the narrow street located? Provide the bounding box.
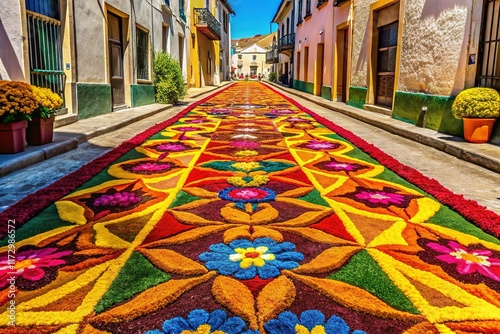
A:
[0,82,499,333]
[1,83,499,215]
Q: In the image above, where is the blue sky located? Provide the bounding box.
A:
[229,0,282,39]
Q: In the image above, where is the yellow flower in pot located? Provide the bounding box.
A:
[27,86,64,145]
[451,87,500,143]
[0,80,38,153]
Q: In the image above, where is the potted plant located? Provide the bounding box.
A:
[27,86,63,145]
[0,80,38,153]
[451,87,500,143]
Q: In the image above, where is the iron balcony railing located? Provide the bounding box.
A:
[333,0,350,6]
[278,33,295,52]
[194,8,221,40]
[237,59,243,67]
[266,47,278,64]
[317,0,328,7]
[250,61,258,67]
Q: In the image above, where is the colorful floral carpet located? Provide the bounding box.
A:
[1,82,500,334]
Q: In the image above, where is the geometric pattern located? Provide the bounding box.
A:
[1,82,499,333]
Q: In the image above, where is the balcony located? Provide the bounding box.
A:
[266,47,278,64]
[278,33,295,55]
[250,61,258,68]
[333,0,349,6]
[237,59,243,67]
[305,0,312,18]
[194,8,221,40]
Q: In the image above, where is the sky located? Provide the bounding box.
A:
[229,0,282,40]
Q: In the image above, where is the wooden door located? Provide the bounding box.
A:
[315,43,324,96]
[337,28,348,102]
[108,13,125,108]
[376,21,398,107]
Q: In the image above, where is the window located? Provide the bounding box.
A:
[297,0,303,24]
[305,0,312,17]
[179,0,186,21]
[136,27,149,80]
[478,0,500,89]
[304,46,309,82]
[238,55,242,59]
[223,12,229,33]
[253,55,257,61]
[26,0,60,19]
[317,0,328,7]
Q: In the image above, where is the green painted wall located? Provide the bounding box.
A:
[293,80,314,94]
[321,86,332,100]
[131,84,155,107]
[348,86,367,109]
[76,83,112,120]
[392,91,462,136]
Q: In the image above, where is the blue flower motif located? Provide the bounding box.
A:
[218,187,277,203]
[264,310,366,334]
[145,309,258,334]
[199,238,304,280]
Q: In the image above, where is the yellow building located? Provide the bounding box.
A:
[189,0,234,88]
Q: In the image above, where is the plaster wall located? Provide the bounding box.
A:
[295,3,334,90]
[0,2,26,81]
[351,0,376,87]
[73,1,112,83]
[332,4,352,99]
[398,0,477,96]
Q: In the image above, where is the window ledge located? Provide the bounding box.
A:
[137,80,153,85]
[317,1,329,9]
[304,13,312,21]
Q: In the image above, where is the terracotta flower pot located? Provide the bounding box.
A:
[0,120,27,154]
[26,116,55,146]
[462,117,497,143]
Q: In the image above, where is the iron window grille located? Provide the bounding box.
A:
[26,0,66,106]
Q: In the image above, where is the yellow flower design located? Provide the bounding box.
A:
[231,161,261,172]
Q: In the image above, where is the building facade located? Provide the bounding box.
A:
[0,0,192,123]
[271,0,295,86]
[274,0,500,144]
[189,0,234,88]
[232,33,276,79]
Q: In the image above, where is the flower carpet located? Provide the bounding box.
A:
[1,82,500,333]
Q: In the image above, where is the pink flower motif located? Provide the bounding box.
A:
[427,241,500,282]
[355,191,405,205]
[271,109,295,115]
[325,162,356,171]
[230,141,260,149]
[174,126,200,132]
[156,143,187,152]
[0,248,73,288]
[305,140,338,150]
[131,162,172,173]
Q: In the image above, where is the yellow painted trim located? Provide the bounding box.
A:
[370,0,399,11]
[367,0,401,107]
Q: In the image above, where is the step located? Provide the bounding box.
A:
[363,104,393,116]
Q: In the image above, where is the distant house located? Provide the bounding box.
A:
[231,33,277,79]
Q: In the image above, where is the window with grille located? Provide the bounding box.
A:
[26,0,65,104]
[477,0,500,89]
[137,27,149,80]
